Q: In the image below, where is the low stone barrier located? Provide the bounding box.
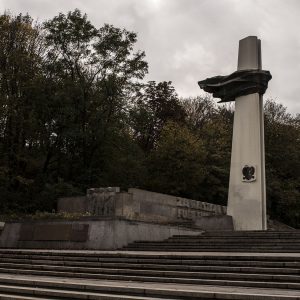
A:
[58,188,227,225]
[0,219,201,249]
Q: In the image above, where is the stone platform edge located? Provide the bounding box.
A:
[0,218,204,250]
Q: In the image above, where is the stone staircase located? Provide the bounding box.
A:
[0,231,300,298]
[123,230,300,252]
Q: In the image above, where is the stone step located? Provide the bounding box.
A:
[130,241,300,246]
[2,250,300,262]
[2,230,300,298]
[125,242,300,247]
[167,238,300,242]
[175,232,300,235]
[124,241,300,248]
[129,245,300,249]
[123,248,300,253]
[124,245,299,253]
[2,256,300,270]
[124,247,300,250]
[0,294,54,300]
[124,246,300,250]
[171,233,300,238]
[1,274,300,300]
[3,254,300,268]
[200,229,300,236]
[124,244,300,249]
[1,257,300,275]
[3,266,300,290]
[173,233,300,236]
[168,241,300,245]
[2,261,300,283]
[201,232,299,234]
[0,284,170,300]
[139,235,300,240]
[132,237,300,242]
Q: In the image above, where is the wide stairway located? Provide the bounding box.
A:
[0,231,300,299]
[124,230,300,252]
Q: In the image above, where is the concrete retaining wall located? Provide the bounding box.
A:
[0,219,202,250]
[58,188,227,226]
[194,215,233,231]
[129,188,226,221]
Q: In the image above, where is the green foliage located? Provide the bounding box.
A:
[0,10,299,228]
[130,81,186,151]
[0,10,148,213]
[264,100,300,227]
[179,97,233,205]
[147,121,207,198]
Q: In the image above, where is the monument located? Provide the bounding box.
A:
[0,36,273,252]
[198,36,272,230]
[0,188,232,250]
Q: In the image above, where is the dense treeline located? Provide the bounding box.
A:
[0,11,299,227]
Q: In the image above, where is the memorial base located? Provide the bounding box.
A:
[0,218,216,250]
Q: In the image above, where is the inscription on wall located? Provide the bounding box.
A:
[177,208,213,219]
[175,198,226,219]
[58,188,227,223]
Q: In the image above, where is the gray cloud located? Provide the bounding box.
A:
[1,0,299,112]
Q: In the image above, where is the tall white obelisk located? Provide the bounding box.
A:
[227,36,267,230]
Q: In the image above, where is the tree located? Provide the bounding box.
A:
[181,97,233,205]
[264,99,300,227]
[130,81,186,152]
[0,13,46,212]
[0,10,149,212]
[41,9,148,186]
[147,121,207,198]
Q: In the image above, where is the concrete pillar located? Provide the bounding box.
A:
[227,36,267,230]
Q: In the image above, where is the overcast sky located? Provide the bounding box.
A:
[1,0,300,113]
